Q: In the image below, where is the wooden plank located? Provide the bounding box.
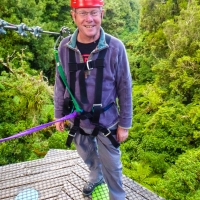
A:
[55,190,73,200]
[76,162,90,172]
[0,174,67,199]
[124,184,147,200]
[1,187,60,200]
[44,149,78,158]
[0,167,73,190]
[66,172,87,189]
[72,164,90,181]
[63,180,92,200]
[122,176,165,200]
[0,150,80,174]
[39,185,62,200]
[0,157,81,182]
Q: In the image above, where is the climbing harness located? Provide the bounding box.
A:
[56,34,120,148]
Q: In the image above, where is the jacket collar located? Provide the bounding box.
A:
[66,27,109,51]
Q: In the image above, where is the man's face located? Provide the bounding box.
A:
[71,7,104,42]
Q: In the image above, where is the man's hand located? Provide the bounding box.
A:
[55,121,65,132]
[116,126,129,143]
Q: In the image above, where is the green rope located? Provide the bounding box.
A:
[54,49,82,113]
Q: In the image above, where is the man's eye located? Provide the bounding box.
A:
[91,11,98,15]
[80,12,86,15]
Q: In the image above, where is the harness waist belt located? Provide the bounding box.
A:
[66,128,120,148]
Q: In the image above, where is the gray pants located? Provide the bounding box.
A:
[74,131,125,200]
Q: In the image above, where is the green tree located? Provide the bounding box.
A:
[103,0,140,40]
[0,0,72,83]
[155,148,200,200]
[0,50,54,164]
[153,1,200,102]
[122,0,200,197]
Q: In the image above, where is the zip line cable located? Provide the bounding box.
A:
[0,19,69,37]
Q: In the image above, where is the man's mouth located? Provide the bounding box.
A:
[84,25,95,28]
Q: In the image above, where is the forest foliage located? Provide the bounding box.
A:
[122,0,200,199]
[1,0,200,199]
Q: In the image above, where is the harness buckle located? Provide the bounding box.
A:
[86,60,93,70]
[104,129,111,137]
[93,104,102,107]
[68,132,76,137]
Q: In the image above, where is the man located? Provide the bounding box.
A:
[54,0,132,199]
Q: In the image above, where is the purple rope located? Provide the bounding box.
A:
[0,111,78,143]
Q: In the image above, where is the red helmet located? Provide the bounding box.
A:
[71,0,104,8]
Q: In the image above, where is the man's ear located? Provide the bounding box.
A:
[71,10,76,22]
[101,9,104,19]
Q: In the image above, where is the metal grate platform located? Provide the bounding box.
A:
[0,149,164,200]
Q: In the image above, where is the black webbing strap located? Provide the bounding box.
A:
[107,134,120,148]
[80,127,119,148]
[89,35,120,148]
[91,37,110,125]
[66,116,80,147]
[81,128,119,148]
[69,50,89,104]
[90,124,120,148]
[69,50,76,100]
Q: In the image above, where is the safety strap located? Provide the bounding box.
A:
[54,49,82,113]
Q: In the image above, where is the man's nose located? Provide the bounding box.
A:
[85,13,93,20]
